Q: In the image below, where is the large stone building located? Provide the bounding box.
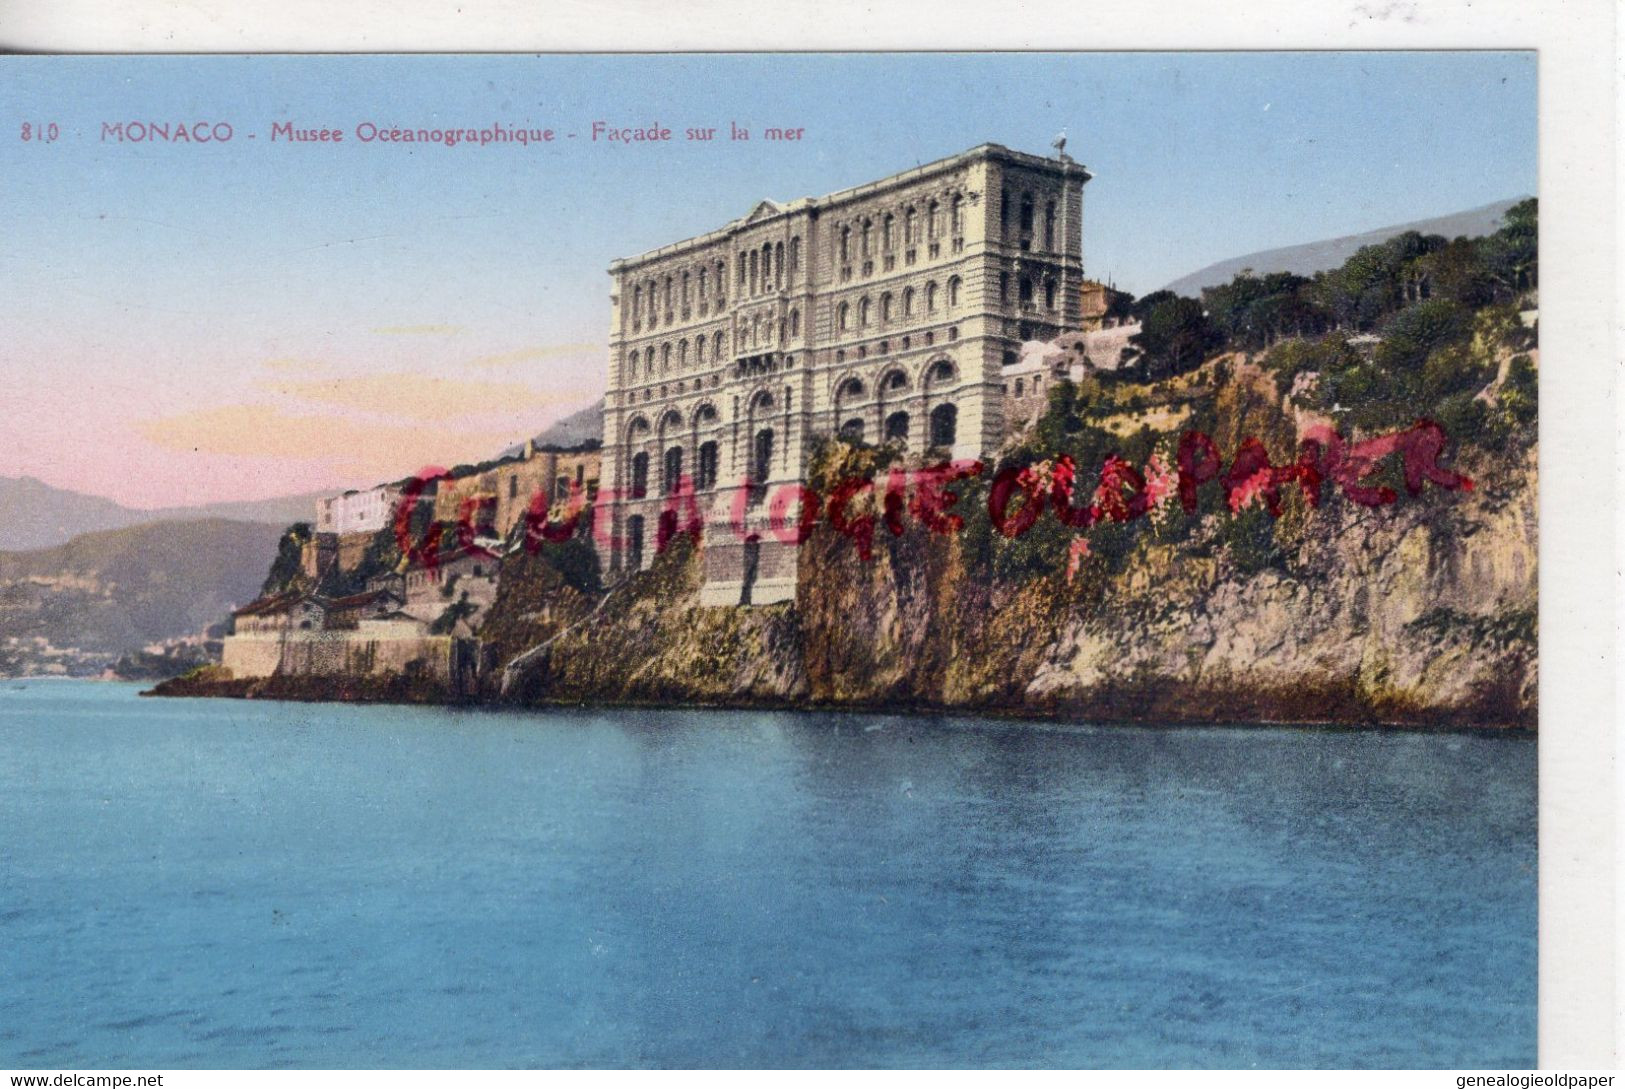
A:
[598,142,1091,604]
[432,441,601,539]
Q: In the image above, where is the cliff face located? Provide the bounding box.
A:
[494,535,807,707]
[172,339,1537,729]
[481,389,1535,729]
[1026,446,1536,726]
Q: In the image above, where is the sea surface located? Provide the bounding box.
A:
[0,680,1535,1068]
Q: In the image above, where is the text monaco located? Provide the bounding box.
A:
[392,419,1474,573]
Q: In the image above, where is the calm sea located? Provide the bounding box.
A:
[0,680,1534,1069]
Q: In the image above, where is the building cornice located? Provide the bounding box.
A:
[608,143,1091,274]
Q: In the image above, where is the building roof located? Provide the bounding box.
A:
[231,590,317,618]
[325,588,403,611]
[609,142,1092,271]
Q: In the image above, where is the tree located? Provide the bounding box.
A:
[1483,198,1537,294]
[1128,289,1180,324]
[1129,296,1222,378]
[260,522,313,595]
[1375,298,1473,372]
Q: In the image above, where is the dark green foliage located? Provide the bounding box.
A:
[1128,296,1223,379]
[1500,353,1538,427]
[1203,271,1327,350]
[262,522,313,595]
[1264,336,1362,398]
[1374,299,1473,371]
[540,530,603,596]
[1220,506,1283,576]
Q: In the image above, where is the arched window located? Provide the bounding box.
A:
[678,339,688,367]
[661,343,671,373]
[1019,195,1034,233]
[885,411,910,445]
[698,266,708,297]
[752,428,775,485]
[838,227,850,264]
[929,403,957,448]
[950,193,963,235]
[697,441,719,490]
[880,292,893,323]
[1044,201,1056,251]
[681,271,690,309]
[904,206,917,244]
[789,236,800,280]
[663,276,673,314]
[928,360,955,386]
[774,242,784,288]
[883,369,908,392]
[840,418,865,443]
[836,377,864,406]
[860,219,872,257]
[902,287,915,317]
[738,252,747,286]
[790,308,800,337]
[630,452,649,498]
[662,446,683,495]
[713,330,725,360]
[644,348,655,377]
[748,250,758,294]
[838,302,850,331]
[882,213,895,252]
[632,285,642,321]
[928,200,941,239]
[926,282,939,311]
[695,337,707,364]
[858,297,871,327]
[947,276,961,308]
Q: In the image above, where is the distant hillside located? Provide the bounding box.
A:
[533,399,604,448]
[0,476,322,551]
[0,519,284,668]
[1161,198,1526,297]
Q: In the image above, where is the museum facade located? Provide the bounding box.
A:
[598,142,1092,603]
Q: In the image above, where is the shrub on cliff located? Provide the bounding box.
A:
[260,522,313,595]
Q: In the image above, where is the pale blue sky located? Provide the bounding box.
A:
[0,53,1536,505]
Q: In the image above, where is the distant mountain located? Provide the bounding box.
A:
[534,399,603,448]
[500,399,604,459]
[0,476,323,551]
[0,519,286,672]
[1161,198,1527,297]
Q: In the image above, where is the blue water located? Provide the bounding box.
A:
[0,681,1534,1068]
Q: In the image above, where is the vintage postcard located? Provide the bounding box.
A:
[0,48,1564,1070]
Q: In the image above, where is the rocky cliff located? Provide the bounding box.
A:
[488,420,1534,729]
[160,345,1538,730]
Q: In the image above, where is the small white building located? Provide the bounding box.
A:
[315,483,404,535]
